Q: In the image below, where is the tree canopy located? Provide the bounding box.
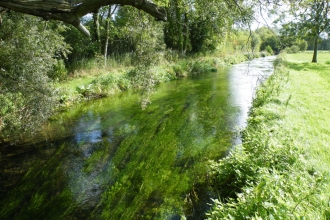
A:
[291,0,330,62]
[263,0,330,62]
[0,0,166,36]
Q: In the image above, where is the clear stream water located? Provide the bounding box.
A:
[0,56,275,220]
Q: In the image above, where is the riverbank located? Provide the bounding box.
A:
[206,51,330,218]
[55,51,268,109]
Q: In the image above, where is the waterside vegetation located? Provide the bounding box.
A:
[207,52,330,219]
[56,51,268,108]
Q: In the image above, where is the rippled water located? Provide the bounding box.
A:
[0,56,275,219]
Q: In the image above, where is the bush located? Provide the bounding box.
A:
[189,59,217,75]
[260,51,269,57]
[287,45,300,54]
[265,45,273,54]
[172,64,186,77]
[297,40,308,51]
[86,73,131,96]
[0,13,70,140]
[50,59,68,81]
[76,84,95,98]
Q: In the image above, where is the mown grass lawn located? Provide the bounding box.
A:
[207,52,330,219]
[285,51,330,183]
[286,50,330,63]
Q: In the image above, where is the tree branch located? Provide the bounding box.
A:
[0,0,167,37]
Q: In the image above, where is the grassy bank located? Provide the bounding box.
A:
[207,52,330,219]
[55,51,268,108]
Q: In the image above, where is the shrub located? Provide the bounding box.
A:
[0,13,70,140]
[50,59,68,81]
[265,45,273,54]
[260,51,269,57]
[287,45,300,54]
[189,60,216,75]
[76,84,95,98]
[172,64,186,77]
[297,40,308,51]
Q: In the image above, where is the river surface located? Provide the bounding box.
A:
[0,56,275,219]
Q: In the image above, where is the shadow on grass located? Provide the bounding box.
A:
[287,62,330,72]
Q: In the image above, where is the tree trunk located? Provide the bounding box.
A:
[93,11,101,52]
[103,5,118,67]
[0,0,166,36]
[174,1,183,54]
[0,7,7,27]
[104,6,112,67]
[182,12,188,54]
[312,37,318,63]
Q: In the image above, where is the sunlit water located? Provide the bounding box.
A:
[0,56,275,219]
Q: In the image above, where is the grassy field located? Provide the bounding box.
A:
[285,52,330,174]
[286,50,330,63]
[207,51,330,219]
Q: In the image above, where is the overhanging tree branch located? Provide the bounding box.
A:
[0,0,167,37]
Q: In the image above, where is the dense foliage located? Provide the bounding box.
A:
[163,0,253,54]
[0,12,70,140]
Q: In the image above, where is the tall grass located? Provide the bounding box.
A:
[207,52,330,219]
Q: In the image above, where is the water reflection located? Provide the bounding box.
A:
[229,56,276,145]
[75,111,102,145]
